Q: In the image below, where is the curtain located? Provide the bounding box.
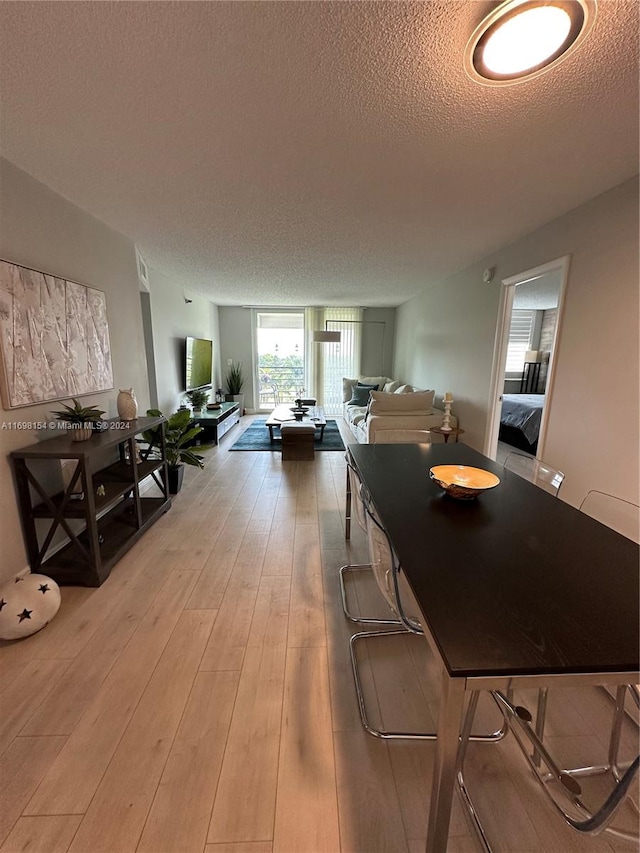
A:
[305,307,363,415]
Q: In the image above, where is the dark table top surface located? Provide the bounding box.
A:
[349,443,640,679]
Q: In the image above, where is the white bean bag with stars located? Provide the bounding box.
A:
[0,573,61,640]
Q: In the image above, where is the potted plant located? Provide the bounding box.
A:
[144,408,208,494]
[185,388,209,413]
[224,361,245,413]
[51,398,106,441]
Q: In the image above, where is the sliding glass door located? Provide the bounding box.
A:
[254,311,305,410]
[253,307,363,415]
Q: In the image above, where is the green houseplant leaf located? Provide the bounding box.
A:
[185,388,209,409]
[225,362,245,395]
[143,408,210,469]
[51,398,106,424]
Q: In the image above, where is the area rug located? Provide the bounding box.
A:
[229,418,345,451]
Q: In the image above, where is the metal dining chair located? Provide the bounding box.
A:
[349,495,506,744]
[456,688,640,852]
[503,451,565,496]
[533,491,639,802]
[577,491,640,775]
[580,490,640,543]
[340,453,400,626]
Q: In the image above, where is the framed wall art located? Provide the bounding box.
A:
[0,259,114,409]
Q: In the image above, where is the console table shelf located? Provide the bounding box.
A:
[11,416,171,587]
[190,402,240,444]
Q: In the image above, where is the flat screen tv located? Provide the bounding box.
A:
[185,336,213,390]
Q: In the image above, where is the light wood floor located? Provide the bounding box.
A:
[1,416,637,853]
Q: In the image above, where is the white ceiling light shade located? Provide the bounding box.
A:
[464,0,596,85]
[312,330,341,343]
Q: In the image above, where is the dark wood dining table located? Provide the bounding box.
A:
[348,442,639,853]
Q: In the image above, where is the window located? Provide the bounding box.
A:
[505,309,535,374]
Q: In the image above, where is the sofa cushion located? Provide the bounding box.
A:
[349,383,378,407]
[383,380,400,393]
[368,390,435,414]
[395,384,415,394]
[359,375,389,389]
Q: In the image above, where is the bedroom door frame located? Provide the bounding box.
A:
[484,255,571,460]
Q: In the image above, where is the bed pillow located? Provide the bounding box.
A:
[348,383,378,407]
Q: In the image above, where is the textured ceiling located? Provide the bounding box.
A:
[0,1,638,306]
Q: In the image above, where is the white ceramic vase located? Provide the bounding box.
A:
[117,388,138,421]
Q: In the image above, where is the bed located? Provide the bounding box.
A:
[499,393,545,454]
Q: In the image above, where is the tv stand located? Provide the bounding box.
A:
[191,402,240,444]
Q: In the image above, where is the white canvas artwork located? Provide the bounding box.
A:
[0,260,114,408]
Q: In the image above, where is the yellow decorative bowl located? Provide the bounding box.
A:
[429,465,500,500]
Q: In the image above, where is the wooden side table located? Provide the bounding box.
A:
[430,426,465,444]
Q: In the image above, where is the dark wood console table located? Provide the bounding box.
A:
[190,402,240,444]
[10,416,171,587]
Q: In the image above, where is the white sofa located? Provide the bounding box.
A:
[342,376,457,443]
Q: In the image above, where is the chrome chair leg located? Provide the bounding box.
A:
[338,565,401,625]
[457,690,640,851]
[535,683,638,782]
[345,463,352,540]
[533,686,549,767]
[349,631,508,743]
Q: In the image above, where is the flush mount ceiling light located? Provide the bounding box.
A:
[464,0,596,85]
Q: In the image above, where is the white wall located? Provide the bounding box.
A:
[362,307,396,378]
[395,177,639,508]
[0,158,150,583]
[218,307,254,408]
[148,270,221,414]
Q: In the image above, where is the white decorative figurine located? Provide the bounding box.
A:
[117,388,138,421]
[441,391,453,432]
[0,573,61,640]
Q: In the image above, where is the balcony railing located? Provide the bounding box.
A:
[258,366,305,406]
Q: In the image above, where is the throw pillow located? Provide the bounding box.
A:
[383,380,400,394]
[395,384,414,394]
[342,377,358,402]
[348,383,378,407]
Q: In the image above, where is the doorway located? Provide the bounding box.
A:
[485,256,570,462]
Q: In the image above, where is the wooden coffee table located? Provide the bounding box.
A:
[266,405,326,442]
